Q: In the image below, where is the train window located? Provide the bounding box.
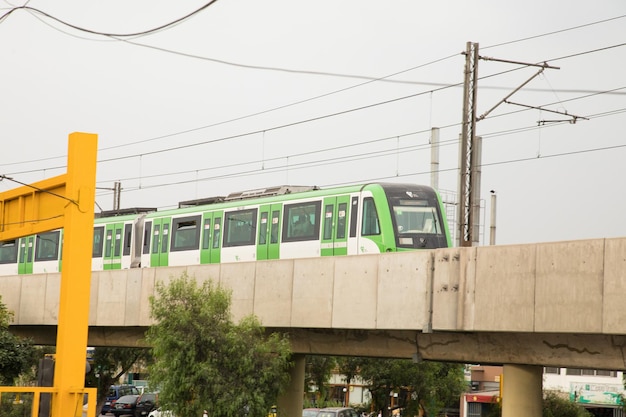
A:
[259,212,268,245]
[93,227,104,258]
[336,202,347,239]
[35,231,61,261]
[212,218,221,249]
[393,205,439,234]
[161,224,169,253]
[0,240,17,264]
[202,218,211,250]
[152,225,160,254]
[361,197,381,236]
[224,209,257,247]
[114,228,122,257]
[143,221,152,255]
[123,224,132,256]
[323,204,333,240]
[283,201,321,242]
[270,210,280,244]
[171,215,201,251]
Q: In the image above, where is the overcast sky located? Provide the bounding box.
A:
[1,0,625,246]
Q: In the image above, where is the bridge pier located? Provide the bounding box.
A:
[502,364,543,417]
[278,354,305,417]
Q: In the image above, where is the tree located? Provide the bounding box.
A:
[358,358,466,417]
[305,356,338,406]
[542,392,593,417]
[0,295,35,385]
[485,391,595,417]
[146,273,292,417]
[85,347,153,413]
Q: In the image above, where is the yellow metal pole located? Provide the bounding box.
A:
[50,132,97,417]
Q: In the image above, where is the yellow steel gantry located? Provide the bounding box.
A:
[0,132,98,417]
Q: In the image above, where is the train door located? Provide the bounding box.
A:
[150,217,171,267]
[18,236,34,274]
[199,211,223,264]
[321,196,350,256]
[257,204,282,261]
[103,223,124,270]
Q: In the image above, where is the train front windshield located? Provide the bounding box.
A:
[386,187,448,249]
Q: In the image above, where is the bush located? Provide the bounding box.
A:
[543,392,592,417]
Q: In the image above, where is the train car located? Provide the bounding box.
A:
[0,229,63,275]
[0,182,451,276]
[140,182,451,268]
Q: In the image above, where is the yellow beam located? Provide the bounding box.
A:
[0,132,99,417]
[51,132,97,417]
[0,174,67,241]
[0,132,98,416]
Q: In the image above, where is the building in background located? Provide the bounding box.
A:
[461,365,625,417]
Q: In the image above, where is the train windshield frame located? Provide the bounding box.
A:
[384,186,448,249]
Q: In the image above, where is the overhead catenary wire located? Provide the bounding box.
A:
[3,41,625,173]
[2,6,625,203]
[93,104,626,201]
[98,128,626,211]
[6,85,626,185]
[1,9,625,169]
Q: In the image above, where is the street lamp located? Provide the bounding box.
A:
[343,387,348,407]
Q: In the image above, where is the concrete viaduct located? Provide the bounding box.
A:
[2,237,626,417]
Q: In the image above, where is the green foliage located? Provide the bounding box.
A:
[305,356,337,403]
[146,273,292,417]
[85,347,152,413]
[485,392,593,417]
[358,358,466,417]
[543,392,592,417]
[0,295,35,386]
[0,392,33,417]
[336,357,361,386]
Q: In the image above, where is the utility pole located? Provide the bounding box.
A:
[97,182,122,212]
[458,41,480,247]
[430,127,440,190]
[457,41,572,248]
[113,181,121,211]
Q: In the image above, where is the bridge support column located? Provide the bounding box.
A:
[278,354,305,417]
[502,364,543,417]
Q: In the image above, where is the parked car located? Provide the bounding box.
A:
[317,407,359,417]
[135,392,159,417]
[102,385,141,415]
[110,394,140,416]
[303,408,320,417]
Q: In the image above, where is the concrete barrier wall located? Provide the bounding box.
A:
[428,237,626,335]
[3,237,626,336]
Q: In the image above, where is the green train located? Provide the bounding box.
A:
[0,182,451,275]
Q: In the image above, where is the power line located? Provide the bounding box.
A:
[2,36,624,174]
[88,61,626,166]
[0,1,220,37]
[2,9,624,169]
[93,104,626,194]
[104,129,626,210]
[481,14,626,50]
[6,83,626,183]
